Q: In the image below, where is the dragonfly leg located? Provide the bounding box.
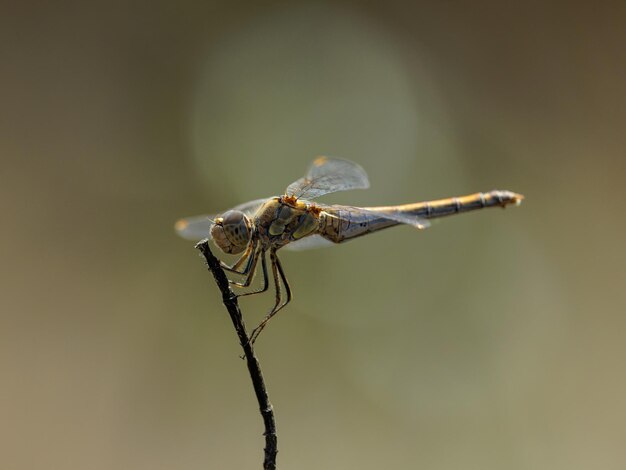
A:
[229,246,259,288]
[249,249,291,345]
[275,250,292,306]
[234,249,270,298]
[221,240,257,275]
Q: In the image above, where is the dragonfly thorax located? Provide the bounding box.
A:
[211,210,253,254]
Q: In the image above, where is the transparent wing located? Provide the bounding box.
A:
[335,205,430,230]
[283,234,335,251]
[175,214,214,241]
[174,197,269,241]
[285,156,370,200]
[359,207,431,230]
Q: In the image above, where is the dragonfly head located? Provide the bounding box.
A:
[211,210,253,254]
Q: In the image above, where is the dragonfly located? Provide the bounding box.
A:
[176,156,523,344]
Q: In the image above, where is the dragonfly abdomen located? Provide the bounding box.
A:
[318,190,523,243]
[366,190,523,220]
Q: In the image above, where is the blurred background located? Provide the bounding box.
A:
[2,1,626,469]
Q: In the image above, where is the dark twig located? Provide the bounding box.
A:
[196,240,278,470]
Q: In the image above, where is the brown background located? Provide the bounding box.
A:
[2,1,625,469]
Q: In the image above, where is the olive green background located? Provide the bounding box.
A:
[2,1,626,469]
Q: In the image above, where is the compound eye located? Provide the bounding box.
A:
[220,210,250,248]
[222,210,244,226]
